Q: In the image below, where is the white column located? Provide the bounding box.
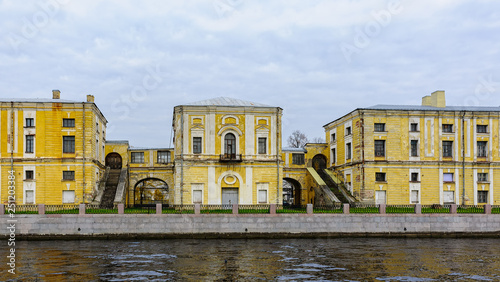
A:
[242,167,253,204]
[245,114,254,155]
[208,167,217,204]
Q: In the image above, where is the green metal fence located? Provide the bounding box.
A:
[85,204,118,214]
[314,204,343,214]
[200,204,233,214]
[457,205,484,214]
[45,205,79,214]
[276,205,307,214]
[14,204,38,214]
[162,205,195,214]
[350,203,379,214]
[239,204,270,214]
[386,205,415,214]
[421,204,451,214]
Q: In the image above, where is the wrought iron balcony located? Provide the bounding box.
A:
[219,153,242,162]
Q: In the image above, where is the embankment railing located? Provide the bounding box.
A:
[1,204,497,215]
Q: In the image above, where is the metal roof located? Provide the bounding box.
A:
[282,147,307,152]
[106,140,130,144]
[0,98,81,103]
[365,104,500,112]
[183,97,272,107]
[129,147,173,151]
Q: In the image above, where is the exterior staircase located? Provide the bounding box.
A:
[100,169,121,208]
[320,169,357,204]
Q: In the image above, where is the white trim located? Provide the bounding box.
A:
[473,168,478,205]
[208,113,216,155]
[245,114,254,155]
[191,183,204,204]
[271,115,277,156]
[220,130,240,155]
[217,125,242,136]
[256,182,269,204]
[244,167,253,204]
[208,167,217,204]
[222,115,239,125]
[217,171,244,204]
[490,168,494,204]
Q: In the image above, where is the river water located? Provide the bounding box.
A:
[2,238,500,281]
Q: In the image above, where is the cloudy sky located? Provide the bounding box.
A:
[1,0,499,148]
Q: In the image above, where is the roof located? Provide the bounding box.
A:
[182,97,272,107]
[282,147,307,152]
[0,98,80,103]
[129,147,173,151]
[324,104,500,128]
[106,140,130,144]
[365,104,500,112]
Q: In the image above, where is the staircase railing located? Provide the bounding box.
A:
[327,168,358,203]
[92,167,110,205]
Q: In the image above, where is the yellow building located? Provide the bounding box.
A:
[172,97,283,205]
[0,90,107,205]
[324,91,500,205]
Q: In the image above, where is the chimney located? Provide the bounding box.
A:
[421,90,446,108]
[422,95,432,106]
[86,95,95,103]
[52,89,60,99]
[431,90,446,108]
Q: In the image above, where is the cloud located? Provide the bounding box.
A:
[1,0,499,146]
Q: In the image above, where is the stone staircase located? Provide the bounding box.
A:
[100,169,121,208]
[317,169,350,203]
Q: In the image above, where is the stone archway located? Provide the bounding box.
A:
[283,178,302,206]
[312,154,327,170]
[105,152,122,169]
[133,178,169,206]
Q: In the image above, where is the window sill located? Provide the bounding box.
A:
[375,181,387,183]
[24,179,36,182]
[477,181,490,184]
[443,181,455,184]
[410,181,421,183]
[409,131,420,133]
[62,179,75,182]
[374,131,387,133]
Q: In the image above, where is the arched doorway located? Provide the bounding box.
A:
[312,154,327,170]
[134,178,169,206]
[105,153,122,169]
[283,178,302,206]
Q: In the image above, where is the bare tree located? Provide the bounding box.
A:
[287,130,308,148]
[311,137,325,143]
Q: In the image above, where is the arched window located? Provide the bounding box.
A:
[224,133,236,156]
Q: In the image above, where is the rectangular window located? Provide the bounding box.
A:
[411,190,419,204]
[25,118,35,127]
[375,190,386,205]
[443,191,455,204]
[331,148,336,164]
[331,133,336,142]
[375,140,385,157]
[410,140,418,157]
[258,190,268,204]
[258,137,267,154]
[375,172,386,182]
[477,141,487,157]
[374,123,386,132]
[63,170,75,180]
[157,151,171,163]
[63,136,75,153]
[62,190,75,204]
[26,135,34,153]
[477,125,488,133]
[193,137,202,154]
[345,126,352,136]
[443,173,454,182]
[292,153,305,165]
[442,124,453,133]
[442,141,453,157]
[25,190,34,204]
[478,173,488,182]
[410,123,418,132]
[193,190,203,204]
[131,152,144,163]
[63,118,75,127]
[411,172,419,182]
[26,170,34,180]
[346,143,352,160]
[478,191,488,203]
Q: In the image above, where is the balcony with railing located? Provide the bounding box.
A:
[219,153,242,162]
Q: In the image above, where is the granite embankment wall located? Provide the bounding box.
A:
[2,213,500,239]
